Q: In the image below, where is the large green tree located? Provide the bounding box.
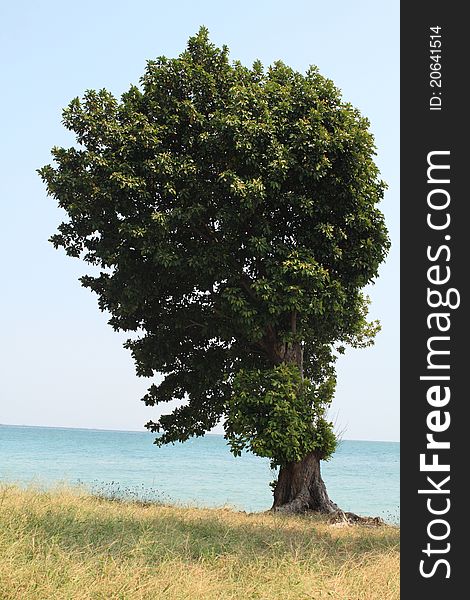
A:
[40,28,389,514]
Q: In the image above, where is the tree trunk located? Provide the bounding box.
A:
[265,329,380,522]
[265,327,340,515]
[272,451,339,514]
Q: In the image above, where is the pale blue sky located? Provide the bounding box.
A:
[0,0,399,441]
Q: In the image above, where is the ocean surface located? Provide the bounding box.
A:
[0,425,399,523]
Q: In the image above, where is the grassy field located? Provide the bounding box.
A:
[0,485,399,600]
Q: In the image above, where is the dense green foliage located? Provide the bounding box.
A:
[227,364,337,464]
[40,28,389,467]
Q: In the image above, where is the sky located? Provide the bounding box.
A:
[0,0,399,441]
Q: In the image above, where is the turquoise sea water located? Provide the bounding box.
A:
[0,425,399,522]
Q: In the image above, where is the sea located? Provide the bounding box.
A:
[0,424,399,523]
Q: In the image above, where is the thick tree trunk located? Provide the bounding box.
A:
[267,330,340,515]
[264,327,382,523]
[272,451,339,514]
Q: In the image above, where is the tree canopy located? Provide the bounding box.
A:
[40,27,390,470]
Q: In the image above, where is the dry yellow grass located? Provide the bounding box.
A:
[0,485,399,599]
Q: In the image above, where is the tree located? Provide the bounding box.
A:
[39,28,390,515]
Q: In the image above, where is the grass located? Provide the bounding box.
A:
[0,485,399,599]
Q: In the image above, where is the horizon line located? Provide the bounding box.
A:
[0,422,399,444]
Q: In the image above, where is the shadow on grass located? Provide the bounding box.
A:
[11,492,399,568]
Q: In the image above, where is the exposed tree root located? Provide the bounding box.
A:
[271,504,384,526]
[327,510,384,526]
[271,451,384,526]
